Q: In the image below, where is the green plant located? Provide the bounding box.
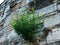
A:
[11,0,45,43]
[12,12,44,43]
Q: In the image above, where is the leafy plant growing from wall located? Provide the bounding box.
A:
[11,0,45,45]
[12,12,44,44]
